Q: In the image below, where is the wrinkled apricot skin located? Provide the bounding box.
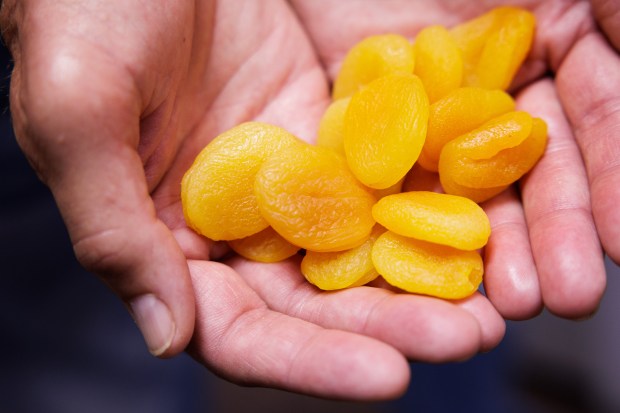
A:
[413,25,463,103]
[439,112,547,198]
[301,226,385,290]
[332,34,415,100]
[344,73,429,189]
[228,226,300,263]
[372,231,484,299]
[181,122,300,241]
[418,87,516,172]
[316,97,351,156]
[372,191,490,251]
[450,6,535,90]
[254,143,376,252]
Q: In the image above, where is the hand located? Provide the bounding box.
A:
[1,0,506,400]
[291,0,618,320]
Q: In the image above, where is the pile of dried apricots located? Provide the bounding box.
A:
[181,6,547,300]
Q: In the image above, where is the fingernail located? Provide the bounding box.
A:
[129,294,175,356]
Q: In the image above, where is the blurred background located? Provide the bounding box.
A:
[2,40,619,413]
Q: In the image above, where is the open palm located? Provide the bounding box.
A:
[3,0,617,401]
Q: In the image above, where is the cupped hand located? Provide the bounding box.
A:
[291,0,617,321]
[1,0,507,400]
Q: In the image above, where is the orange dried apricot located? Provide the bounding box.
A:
[413,25,463,103]
[254,143,376,252]
[228,226,300,263]
[372,191,490,251]
[438,176,509,204]
[371,231,484,299]
[439,112,547,194]
[332,34,415,100]
[372,177,405,200]
[181,122,300,240]
[344,73,429,189]
[450,6,535,90]
[301,225,385,290]
[417,87,515,172]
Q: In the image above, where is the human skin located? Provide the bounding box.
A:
[0,0,616,400]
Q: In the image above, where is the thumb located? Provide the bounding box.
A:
[9,41,195,358]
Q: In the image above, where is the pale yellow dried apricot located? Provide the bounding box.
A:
[413,25,463,103]
[254,143,376,252]
[228,226,300,263]
[344,73,429,189]
[372,191,490,251]
[181,122,300,240]
[372,231,484,299]
[332,34,415,100]
[301,225,385,290]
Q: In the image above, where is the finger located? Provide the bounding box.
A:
[187,261,410,401]
[229,257,505,362]
[591,0,620,51]
[452,292,506,352]
[517,78,605,318]
[556,32,620,264]
[9,42,194,357]
[482,188,543,320]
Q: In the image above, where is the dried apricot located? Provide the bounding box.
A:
[332,34,415,100]
[372,191,490,251]
[228,226,300,263]
[413,25,463,103]
[450,6,535,90]
[439,112,547,193]
[417,87,515,172]
[301,225,385,290]
[439,176,509,204]
[372,231,484,299]
[181,122,300,240]
[344,73,429,189]
[254,143,376,252]
[316,97,351,156]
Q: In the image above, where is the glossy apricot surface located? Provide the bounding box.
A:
[450,6,535,90]
[228,226,300,263]
[301,225,385,290]
[372,232,484,299]
[181,122,300,240]
[255,143,376,252]
[332,34,415,100]
[413,25,463,103]
[344,73,429,189]
[372,191,490,250]
[418,87,515,172]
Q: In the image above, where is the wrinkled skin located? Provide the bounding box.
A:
[1,0,618,401]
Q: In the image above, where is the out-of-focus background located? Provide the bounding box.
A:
[2,41,619,413]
